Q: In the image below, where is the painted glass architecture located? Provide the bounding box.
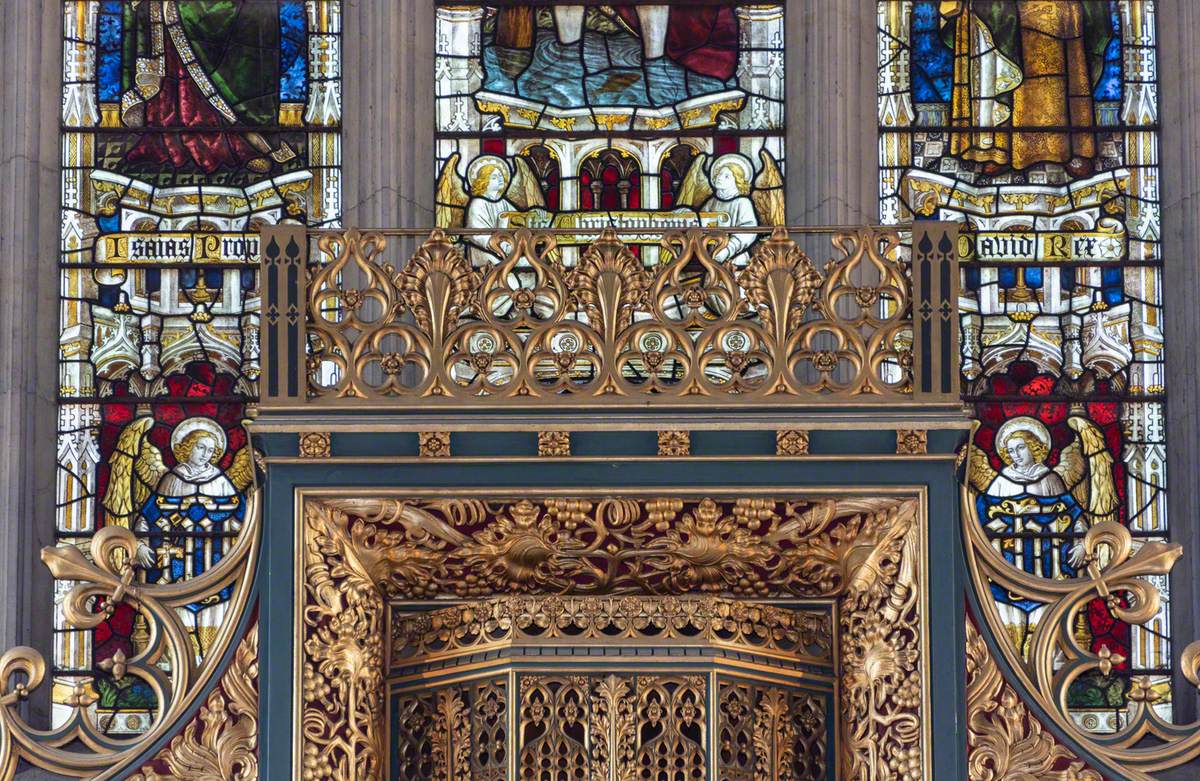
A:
[877,0,1167,732]
[56,0,341,733]
[434,2,786,261]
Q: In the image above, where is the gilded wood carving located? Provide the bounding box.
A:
[0,493,261,781]
[129,624,260,781]
[965,617,1102,781]
[300,227,917,404]
[392,681,507,781]
[962,423,1200,779]
[299,493,925,781]
[390,595,832,669]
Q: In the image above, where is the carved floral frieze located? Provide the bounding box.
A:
[298,226,919,404]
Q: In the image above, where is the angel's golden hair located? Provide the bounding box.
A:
[714,161,750,196]
[470,164,507,197]
[173,430,224,465]
[997,429,1048,466]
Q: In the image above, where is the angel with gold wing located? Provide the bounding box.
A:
[435,150,549,266]
[674,148,786,264]
[101,416,254,653]
[966,415,1119,646]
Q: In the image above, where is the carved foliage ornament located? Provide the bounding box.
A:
[537,430,570,457]
[965,617,1103,781]
[299,493,924,781]
[304,227,914,402]
[129,624,260,781]
[390,595,833,668]
[0,493,261,781]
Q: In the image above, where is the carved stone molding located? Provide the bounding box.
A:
[298,492,926,781]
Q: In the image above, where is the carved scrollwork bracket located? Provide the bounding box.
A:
[0,493,261,781]
[961,423,1200,779]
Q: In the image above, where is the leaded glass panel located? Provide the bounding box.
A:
[877,0,1168,732]
[57,0,341,733]
[434,2,786,262]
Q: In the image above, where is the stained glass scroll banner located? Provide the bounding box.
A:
[434,2,786,269]
[58,0,341,734]
[877,0,1170,734]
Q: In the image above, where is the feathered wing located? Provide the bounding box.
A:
[1055,437,1089,510]
[435,152,470,229]
[102,417,167,527]
[1056,416,1119,523]
[226,444,257,494]
[674,153,712,210]
[750,148,786,227]
[966,443,998,494]
[507,155,546,211]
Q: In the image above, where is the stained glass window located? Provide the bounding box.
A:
[877,0,1167,732]
[434,2,786,262]
[57,0,341,733]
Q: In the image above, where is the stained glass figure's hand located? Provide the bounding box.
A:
[1067,541,1089,570]
[135,542,156,570]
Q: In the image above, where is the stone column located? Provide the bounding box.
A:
[1159,0,1200,730]
[786,1,879,227]
[0,0,62,728]
[342,0,436,260]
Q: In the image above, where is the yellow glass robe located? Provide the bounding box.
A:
[941,0,1103,170]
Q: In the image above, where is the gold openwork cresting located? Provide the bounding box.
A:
[259,224,961,407]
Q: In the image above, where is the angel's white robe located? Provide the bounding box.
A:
[465,195,516,266]
[985,463,1068,499]
[701,194,758,265]
[157,464,237,497]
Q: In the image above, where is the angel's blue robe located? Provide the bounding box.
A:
[140,491,245,614]
[977,491,1083,613]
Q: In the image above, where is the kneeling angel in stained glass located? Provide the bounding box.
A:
[436,151,549,265]
[102,416,254,655]
[967,414,1118,649]
[672,150,785,264]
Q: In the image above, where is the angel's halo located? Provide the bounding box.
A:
[995,415,1052,452]
[169,417,228,457]
[709,152,755,187]
[466,154,511,189]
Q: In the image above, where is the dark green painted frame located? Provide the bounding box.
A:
[252,424,969,780]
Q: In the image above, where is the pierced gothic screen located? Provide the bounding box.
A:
[57,0,341,734]
[877,0,1168,732]
[434,2,786,261]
